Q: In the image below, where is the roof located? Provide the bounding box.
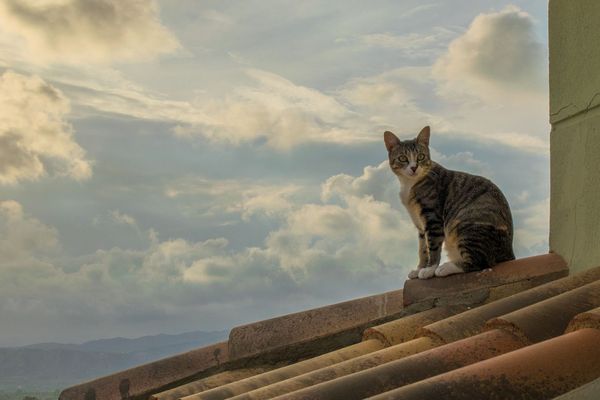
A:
[58,253,600,400]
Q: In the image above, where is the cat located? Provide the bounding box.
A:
[384,126,515,280]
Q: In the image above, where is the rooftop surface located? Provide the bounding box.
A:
[59,253,600,400]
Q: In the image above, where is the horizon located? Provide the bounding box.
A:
[1,328,230,349]
[0,0,550,348]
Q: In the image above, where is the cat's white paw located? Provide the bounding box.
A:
[408,269,419,279]
[418,266,437,279]
[435,262,465,277]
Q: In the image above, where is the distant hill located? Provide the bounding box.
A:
[0,330,229,392]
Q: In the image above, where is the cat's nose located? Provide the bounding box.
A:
[411,166,417,172]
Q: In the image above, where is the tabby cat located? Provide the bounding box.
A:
[384,126,515,279]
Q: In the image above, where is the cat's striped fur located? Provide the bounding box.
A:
[384,126,515,279]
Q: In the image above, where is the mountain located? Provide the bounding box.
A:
[0,330,229,392]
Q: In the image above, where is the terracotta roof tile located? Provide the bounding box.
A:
[151,368,274,400]
[259,270,600,400]
[565,306,600,333]
[179,339,388,400]
[362,305,466,346]
[214,337,440,400]
[269,329,526,400]
[486,280,600,343]
[419,265,600,344]
[368,328,600,400]
[186,307,466,400]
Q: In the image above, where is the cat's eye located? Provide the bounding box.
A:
[398,156,408,163]
[417,153,425,161]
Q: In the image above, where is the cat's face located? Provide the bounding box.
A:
[384,126,432,181]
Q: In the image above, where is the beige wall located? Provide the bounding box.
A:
[549,1,600,272]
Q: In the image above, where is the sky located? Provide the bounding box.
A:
[0,0,550,347]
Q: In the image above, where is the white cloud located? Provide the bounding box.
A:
[322,161,400,206]
[0,200,60,263]
[108,210,147,238]
[433,5,546,98]
[430,149,493,178]
[357,27,457,58]
[0,0,179,64]
[60,67,371,150]
[0,147,551,344]
[264,195,414,280]
[513,197,549,256]
[337,67,443,136]
[0,163,417,343]
[174,69,364,150]
[337,6,550,154]
[0,70,92,184]
[0,5,548,155]
[110,210,137,228]
[165,177,306,221]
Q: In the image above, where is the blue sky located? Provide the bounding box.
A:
[0,0,549,346]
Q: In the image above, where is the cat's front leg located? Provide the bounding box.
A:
[418,226,444,279]
[408,231,428,279]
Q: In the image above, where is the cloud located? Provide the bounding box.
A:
[60,67,369,150]
[322,161,400,206]
[1,5,546,155]
[0,70,92,184]
[166,166,417,294]
[355,27,457,59]
[165,176,307,221]
[110,210,137,228]
[513,197,549,257]
[433,5,546,98]
[0,145,551,345]
[263,195,414,281]
[0,0,179,64]
[338,62,548,153]
[174,69,364,150]
[0,200,60,263]
[430,149,493,178]
[337,67,442,136]
[0,162,416,343]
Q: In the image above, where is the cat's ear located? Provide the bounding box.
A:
[417,126,430,146]
[384,131,401,152]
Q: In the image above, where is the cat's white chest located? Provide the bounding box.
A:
[400,184,425,232]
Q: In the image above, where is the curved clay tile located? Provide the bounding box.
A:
[180,306,460,400]
[419,266,600,344]
[369,328,600,400]
[181,339,385,400]
[565,306,600,333]
[362,306,466,346]
[222,337,440,400]
[268,329,525,400]
[486,280,600,343]
[151,368,272,400]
